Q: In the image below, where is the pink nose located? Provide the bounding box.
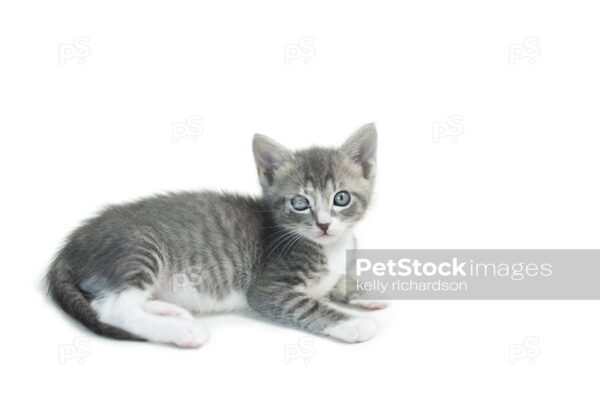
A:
[316,222,330,233]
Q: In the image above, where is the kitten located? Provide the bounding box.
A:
[46,123,385,348]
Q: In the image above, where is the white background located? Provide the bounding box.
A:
[1,1,599,399]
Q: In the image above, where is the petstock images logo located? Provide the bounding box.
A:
[346,250,600,300]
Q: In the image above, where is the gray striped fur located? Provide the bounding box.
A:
[46,123,378,343]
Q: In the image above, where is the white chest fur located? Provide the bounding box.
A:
[304,233,355,298]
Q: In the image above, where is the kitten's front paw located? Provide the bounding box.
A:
[324,318,378,343]
[349,299,390,310]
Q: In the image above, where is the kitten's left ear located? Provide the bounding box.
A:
[253,134,293,186]
[341,122,377,179]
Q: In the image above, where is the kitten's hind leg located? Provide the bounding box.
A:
[144,300,194,320]
[91,288,208,348]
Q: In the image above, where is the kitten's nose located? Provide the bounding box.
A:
[316,222,330,233]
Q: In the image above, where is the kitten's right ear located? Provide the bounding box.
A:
[341,123,378,179]
[253,134,293,186]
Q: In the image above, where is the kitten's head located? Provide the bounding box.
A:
[253,123,377,244]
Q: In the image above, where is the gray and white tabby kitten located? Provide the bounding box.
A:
[46,123,386,348]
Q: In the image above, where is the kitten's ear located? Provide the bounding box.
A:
[341,122,377,179]
[253,134,293,186]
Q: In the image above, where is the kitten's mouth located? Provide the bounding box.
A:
[317,232,336,239]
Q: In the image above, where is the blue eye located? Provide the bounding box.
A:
[334,191,351,207]
[291,195,310,211]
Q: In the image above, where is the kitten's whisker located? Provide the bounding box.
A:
[260,227,292,244]
[282,232,303,258]
[263,229,298,261]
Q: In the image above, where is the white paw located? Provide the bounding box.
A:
[144,300,193,320]
[324,318,378,343]
[349,299,390,310]
[171,320,209,349]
